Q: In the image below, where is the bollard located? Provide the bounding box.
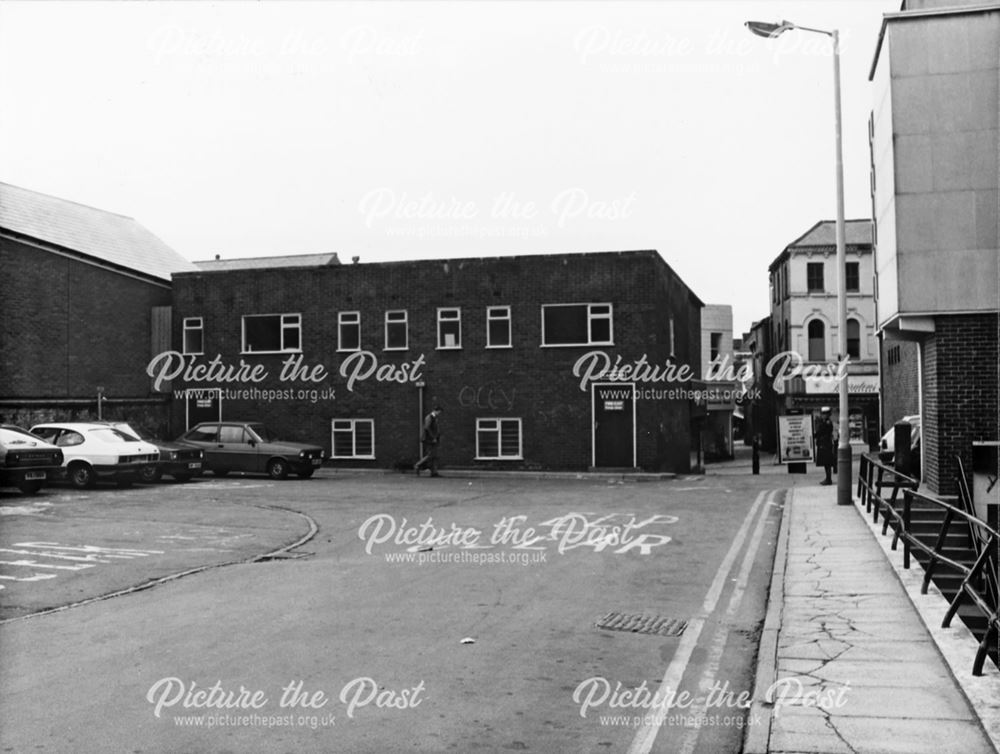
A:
[894,421,913,476]
[752,436,760,475]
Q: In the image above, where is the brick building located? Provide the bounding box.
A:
[0,182,195,433]
[869,0,999,494]
[168,250,704,472]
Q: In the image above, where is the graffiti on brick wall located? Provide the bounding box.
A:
[458,383,516,411]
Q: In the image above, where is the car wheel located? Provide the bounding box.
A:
[212,468,229,477]
[173,473,192,483]
[139,465,163,484]
[297,469,315,479]
[267,458,289,480]
[68,463,96,489]
[17,479,43,494]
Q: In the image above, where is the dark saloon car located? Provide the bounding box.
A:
[100,422,204,483]
[176,422,325,480]
[0,425,63,494]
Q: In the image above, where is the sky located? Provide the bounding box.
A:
[0,0,901,335]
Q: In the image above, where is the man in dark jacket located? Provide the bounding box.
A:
[814,407,834,485]
[414,406,443,477]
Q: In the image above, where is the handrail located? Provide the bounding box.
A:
[857,453,999,676]
[901,489,999,676]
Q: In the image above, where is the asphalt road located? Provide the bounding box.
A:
[0,461,813,753]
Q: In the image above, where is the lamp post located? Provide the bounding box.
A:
[745,19,852,505]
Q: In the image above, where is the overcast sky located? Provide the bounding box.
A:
[1,0,900,334]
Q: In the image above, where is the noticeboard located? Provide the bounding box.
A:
[778,414,815,464]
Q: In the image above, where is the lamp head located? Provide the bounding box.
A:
[744,20,794,39]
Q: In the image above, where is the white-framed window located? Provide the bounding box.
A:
[475,418,522,460]
[331,419,375,459]
[338,311,361,352]
[486,306,512,349]
[384,310,408,351]
[437,307,462,349]
[182,317,204,355]
[242,313,301,354]
[541,303,613,347]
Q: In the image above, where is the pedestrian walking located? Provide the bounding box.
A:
[414,406,443,477]
[814,406,834,485]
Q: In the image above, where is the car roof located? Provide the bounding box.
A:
[31,422,133,431]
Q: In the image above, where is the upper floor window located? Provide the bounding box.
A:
[182,317,203,355]
[847,319,861,359]
[242,313,301,354]
[807,262,824,293]
[338,312,361,352]
[808,320,825,362]
[486,306,512,349]
[384,310,408,351]
[437,308,462,349]
[845,262,860,292]
[710,332,722,362]
[541,303,613,347]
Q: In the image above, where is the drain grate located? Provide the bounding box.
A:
[596,612,687,637]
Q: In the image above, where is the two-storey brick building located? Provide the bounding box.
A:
[167,250,704,472]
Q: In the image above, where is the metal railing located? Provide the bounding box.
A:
[857,453,999,676]
[856,453,920,532]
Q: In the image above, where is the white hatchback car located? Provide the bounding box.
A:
[29,423,160,489]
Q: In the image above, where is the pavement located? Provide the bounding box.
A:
[746,480,1000,754]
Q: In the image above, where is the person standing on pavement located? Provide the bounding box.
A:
[414,406,443,477]
[814,406,834,485]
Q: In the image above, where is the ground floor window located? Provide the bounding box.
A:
[476,418,522,459]
[331,419,375,459]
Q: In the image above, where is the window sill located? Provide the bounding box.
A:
[540,342,614,349]
[474,456,523,461]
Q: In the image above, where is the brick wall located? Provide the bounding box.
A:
[0,237,172,399]
[170,252,702,471]
[923,313,999,495]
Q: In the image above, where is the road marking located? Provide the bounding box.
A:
[0,542,165,590]
[675,490,778,754]
[627,489,772,754]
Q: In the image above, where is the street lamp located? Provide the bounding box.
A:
[745,18,852,506]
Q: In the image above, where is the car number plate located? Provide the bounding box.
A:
[24,471,47,480]
[311,458,321,466]
[188,462,202,469]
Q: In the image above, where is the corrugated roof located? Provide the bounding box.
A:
[0,182,195,282]
[193,253,342,271]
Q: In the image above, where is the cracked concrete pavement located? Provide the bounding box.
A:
[747,485,997,754]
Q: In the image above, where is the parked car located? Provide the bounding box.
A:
[29,423,160,489]
[175,422,325,480]
[879,414,921,478]
[0,424,64,494]
[96,422,204,483]
[879,415,921,459]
